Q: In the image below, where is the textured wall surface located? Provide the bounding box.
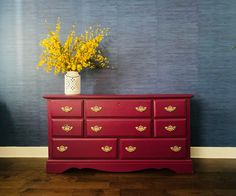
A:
[0,0,236,146]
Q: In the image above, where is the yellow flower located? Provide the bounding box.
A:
[37,19,109,74]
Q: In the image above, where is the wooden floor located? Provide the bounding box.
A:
[0,159,236,196]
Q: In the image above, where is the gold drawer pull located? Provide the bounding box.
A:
[61,106,73,112]
[164,105,176,112]
[135,125,147,132]
[164,125,176,132]
[125,146,136,153]
[135,106,147,112]
[57,145,68,152]
[91,125,102,132]
[170,146,182,152]
[101,146,112,152]
[61,124,73,132]
[91,106,102,112]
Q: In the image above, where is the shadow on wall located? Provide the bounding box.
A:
[0,101,15,145]
[190,98,202,146]
[82,68,118,94]
[93,71,117,94]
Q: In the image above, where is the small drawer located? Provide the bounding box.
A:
[154,119,186,138]
[49,100,82,117]
[120,139,187,159]
[52,119,83,137]
[84,99,151,117]
[154,99,186,117]
[85,119,151,137]
[52,138,117,159]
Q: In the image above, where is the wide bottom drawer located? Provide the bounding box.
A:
[52,139,117,159]
[120,139,187,159]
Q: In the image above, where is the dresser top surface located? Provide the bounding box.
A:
[43,94,193,99]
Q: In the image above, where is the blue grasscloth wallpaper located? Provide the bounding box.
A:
[0,0,236,146]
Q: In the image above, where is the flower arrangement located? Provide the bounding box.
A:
[37,19,109,74]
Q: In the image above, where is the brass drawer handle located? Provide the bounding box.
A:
[91,106,102,112]
[170,146,182,152]
[135,125,147,132]
[91,125,102,132]
[125,146,136,153]
[57,145,68,152]
[61,106,73,112]
[61,124,73,132]
[101,146,112,152]
[135,106,147,112]
[164,125,176,132]
[164,105,176,112]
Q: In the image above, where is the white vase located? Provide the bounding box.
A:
[64,71,81,95]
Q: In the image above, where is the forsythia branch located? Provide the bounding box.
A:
[37,19,109,75]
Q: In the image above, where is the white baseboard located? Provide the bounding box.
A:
[0,147,235,158]
[0,147,48,158]
[191,147,236,158]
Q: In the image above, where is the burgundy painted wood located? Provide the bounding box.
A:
[52,119,83,137]
[84,99,151,117]
[49,100,82,117]
[44,94,193,99]
[154,119,186,137]
[44,94,193,174]
[120,138,187,159]
[85,119,151,137]
[46,160,193,174]
[52,138,117,159]
[154,99,186,117]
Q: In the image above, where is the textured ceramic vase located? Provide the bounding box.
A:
[64,71,81,95]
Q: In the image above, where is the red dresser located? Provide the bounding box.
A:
[44,94,193,173]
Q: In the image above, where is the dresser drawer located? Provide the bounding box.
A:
[120,139,186,159]
[52,139,117,159]
[52,119,83,137]
[154,99,186,117]
[84,99,151,117]
[49,100,82,117]
[154,119,186,137]
[85,119,151,137]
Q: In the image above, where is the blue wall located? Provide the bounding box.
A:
[0,0,236,146]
